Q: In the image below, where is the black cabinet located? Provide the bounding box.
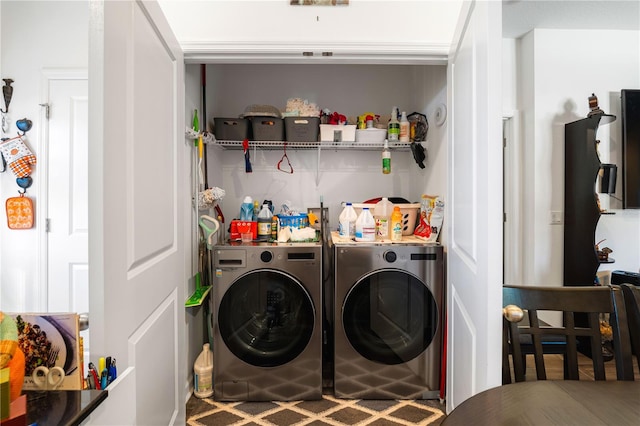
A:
[563,113,616,286]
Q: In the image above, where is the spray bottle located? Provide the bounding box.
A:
[387,107,399,141]
[382,140,391,174]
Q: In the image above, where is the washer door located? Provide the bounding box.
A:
[343,269,438,365]
[218,269,315,367]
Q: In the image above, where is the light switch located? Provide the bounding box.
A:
[550,211,563,225]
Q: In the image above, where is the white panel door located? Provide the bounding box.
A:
[446,1,503,413]
[88,1,187,424]
[46,75,89,315]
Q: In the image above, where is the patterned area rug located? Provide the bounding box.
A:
[187,393,446,425]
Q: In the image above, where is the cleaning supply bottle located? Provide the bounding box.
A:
[257,204,272,241]
[374,197,394,240]
[387,107,399,141]
[391,206,403,242]
[252,200,260,221]
[338,202,358,239]
[240,196,253,221]
[271,215,278,240]
[355,207,376,242]
[399,111,410,142]
[194,343,213,399]
[382,139,391,174]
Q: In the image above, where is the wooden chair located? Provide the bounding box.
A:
[621,284,640,370]
[502,285,634,383]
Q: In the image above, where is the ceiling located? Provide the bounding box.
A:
[503,0,640,39]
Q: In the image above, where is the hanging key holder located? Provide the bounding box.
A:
[277,143,293,174]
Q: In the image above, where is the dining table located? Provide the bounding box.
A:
[442,380,640,425]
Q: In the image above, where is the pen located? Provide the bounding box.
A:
[109,358,117,382]
[89,362,101,390]
[100,369,108,389]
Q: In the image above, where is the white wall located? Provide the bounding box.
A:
[514,29,640,287]
[202,64,448,235]
[0,0,88,312]
[159,0,461,47]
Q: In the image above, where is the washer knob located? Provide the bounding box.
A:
[384,250,397,263]
[260,251,273,263]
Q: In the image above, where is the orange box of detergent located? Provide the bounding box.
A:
[230,220,257,241]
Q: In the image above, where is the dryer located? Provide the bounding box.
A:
[333,243,444,399]
[212,242,322,401]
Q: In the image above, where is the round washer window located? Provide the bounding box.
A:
[218,269,315,367]
[343,269,438,365]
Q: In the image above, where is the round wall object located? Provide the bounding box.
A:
[435,104,447,126]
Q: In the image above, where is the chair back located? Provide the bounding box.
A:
[503,285,634,383]
[621,284,640,371]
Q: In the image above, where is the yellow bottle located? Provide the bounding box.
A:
[391,206,403,242]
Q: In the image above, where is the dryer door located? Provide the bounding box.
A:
[218,269,315,367]
[343,269,438,365]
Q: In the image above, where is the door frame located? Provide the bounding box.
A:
[503,112,524,285]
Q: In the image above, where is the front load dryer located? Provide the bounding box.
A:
[212,242,322,401]
[333,243,444,399]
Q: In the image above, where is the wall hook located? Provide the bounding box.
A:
[1,78,14,114]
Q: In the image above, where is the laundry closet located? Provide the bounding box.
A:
[174,0,503,411]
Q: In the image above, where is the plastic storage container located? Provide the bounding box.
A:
[355,128,387,143]
[250,117,284,141]
[214,117,249,140]
[338,203,357,238]
[320,124,356,142]
[374,197,394,240]
[194,343,213,399]
[285,117,320,142]
[355,207,376,242]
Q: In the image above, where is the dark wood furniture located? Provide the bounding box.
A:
[442,381,640,426]
[502,285,634,383]
[564,112,616,287]
[621,283,640,368]
[24,390,107,426]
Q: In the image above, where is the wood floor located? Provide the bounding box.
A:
[520,352,640,381]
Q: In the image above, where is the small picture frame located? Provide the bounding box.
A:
[290,1,349,5]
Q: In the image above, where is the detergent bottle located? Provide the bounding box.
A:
[240,196,254,221]
[194,343,213,398]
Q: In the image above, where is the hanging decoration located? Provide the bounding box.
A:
[1,117,36,230]
[1,79,14,133]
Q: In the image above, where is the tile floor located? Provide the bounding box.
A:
[187,353,639,425]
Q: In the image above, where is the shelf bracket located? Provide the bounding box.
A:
[316,144,321,187]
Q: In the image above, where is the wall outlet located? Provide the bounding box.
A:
[550,210,563,225]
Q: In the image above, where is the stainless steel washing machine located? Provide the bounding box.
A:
[333,242,444,399]
[212,242,322,401]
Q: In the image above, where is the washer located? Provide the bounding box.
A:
[333,243,444,399]
[212,242,322,401]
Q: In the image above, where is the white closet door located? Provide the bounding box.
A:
[88,0,188,424]
[446,0,503,413]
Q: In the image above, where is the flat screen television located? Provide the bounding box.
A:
[621,89,640,209]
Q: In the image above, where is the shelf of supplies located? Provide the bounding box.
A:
[213,140,415,151]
